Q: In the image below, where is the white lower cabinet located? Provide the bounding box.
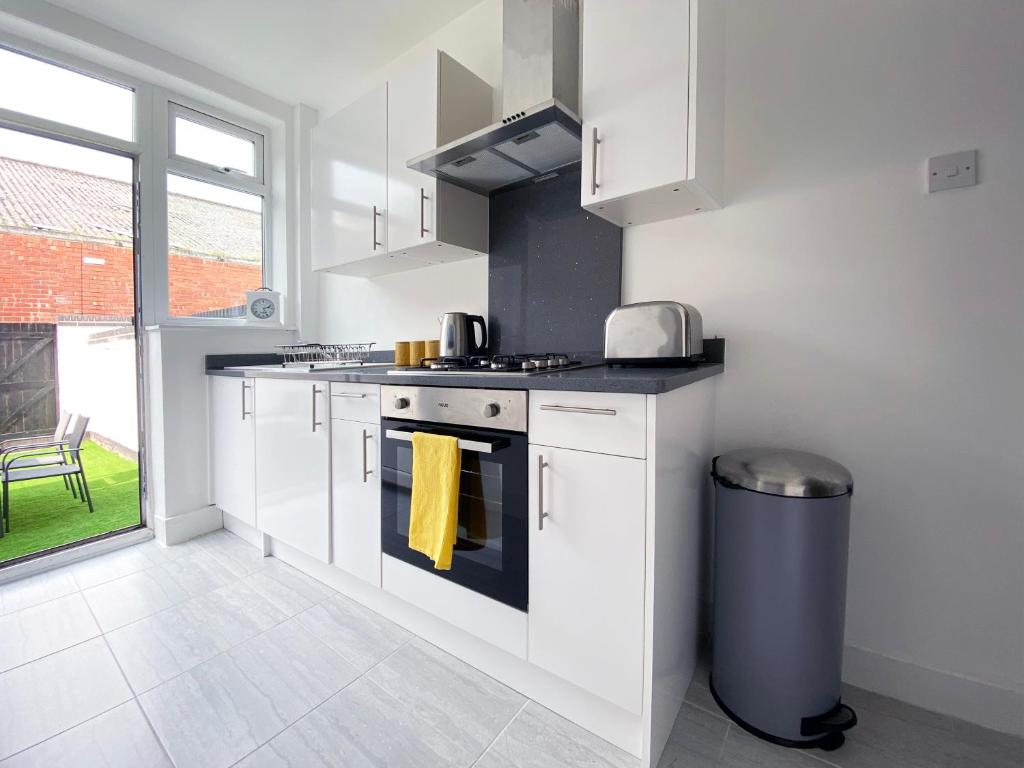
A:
[209,375,256,527]
[331,419,381,586]
[209,371,716,765]
[527,444,647,714]
[255,378,330,562]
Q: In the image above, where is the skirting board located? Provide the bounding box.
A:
[843,644,1024,736]
[154,504,223,545]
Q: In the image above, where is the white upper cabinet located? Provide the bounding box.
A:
[313,50,492,276]
[311,84,389,275]
[581,0,724,227]
[388,50,491,262]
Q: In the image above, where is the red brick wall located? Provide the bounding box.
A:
[0,231,261,322]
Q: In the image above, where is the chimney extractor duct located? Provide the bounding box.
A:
[408,0,582,195]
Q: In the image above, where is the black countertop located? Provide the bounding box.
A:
[206,361,723,395]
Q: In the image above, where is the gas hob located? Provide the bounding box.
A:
[388,353,599,376]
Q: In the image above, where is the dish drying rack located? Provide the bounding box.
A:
[276,342,376,365]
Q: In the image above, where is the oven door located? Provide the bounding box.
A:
[380,418,528,611]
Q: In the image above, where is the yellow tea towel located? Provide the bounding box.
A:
[408,432,461,570]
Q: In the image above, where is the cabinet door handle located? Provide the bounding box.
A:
[372,205,383,250]
[332,392,366,399]
[419,188,430,238]
[539,404,617,416]
[362,428,373,483]
[312,385,323,432]
[537,454,550,531]
[241,381,252,420]
[590,126,601,196]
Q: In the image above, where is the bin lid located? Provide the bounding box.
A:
[712,448,853,498]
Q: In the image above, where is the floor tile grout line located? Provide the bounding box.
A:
[75,540,306,700]
[69,548,162,592]
[716,722,730,762]
[11,538,568,768]
[119,572,341,700]
[82,565,249,639]
[718,719,847,768]
[0,594,166,765]
[683,697,731,724]
[343,636,414,701]
[81,535,281,642]
[7,561,199,638]
[0,571,82,614]
[409,632,531,700]
[0,627,102,677]
[227,637,415,768]
[84,588,178,768]
[0,696,135,763]
[2,537,311,651]
[10,533,258,614]
[133,599,352,767]
[0,536,271,683]
[468,699,530,768]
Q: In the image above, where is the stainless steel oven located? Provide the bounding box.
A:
[380,385,528,611]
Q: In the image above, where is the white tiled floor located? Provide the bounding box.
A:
[0,531,1020,768]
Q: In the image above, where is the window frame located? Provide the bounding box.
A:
[0,32,287,329]
[168,101,264,184]
[0,40,138,143]
[164,99,272,322]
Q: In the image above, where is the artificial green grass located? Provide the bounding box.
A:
[0,440,140,563]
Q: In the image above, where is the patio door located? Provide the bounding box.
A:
[0,126,145,565]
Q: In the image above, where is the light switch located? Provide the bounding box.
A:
[928,150,977,193]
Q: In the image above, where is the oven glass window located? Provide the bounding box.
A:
[393,446,505,571]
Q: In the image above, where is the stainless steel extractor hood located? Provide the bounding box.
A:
[408,0,581,195]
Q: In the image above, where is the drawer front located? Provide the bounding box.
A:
[330,382,380,423]
[529,391,646,458]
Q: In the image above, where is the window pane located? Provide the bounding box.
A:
[0,47,134,141]
[166,174,264,318]
[173,116,255,176]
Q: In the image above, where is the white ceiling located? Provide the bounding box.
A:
[46,0,484,110]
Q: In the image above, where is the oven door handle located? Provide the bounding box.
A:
[384,428,507,454]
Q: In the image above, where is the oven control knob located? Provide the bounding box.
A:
[394,397,410,410]
[482,403,501,418]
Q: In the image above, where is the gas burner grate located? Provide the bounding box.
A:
[389,352,595,376]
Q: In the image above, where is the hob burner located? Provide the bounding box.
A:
[393,352,595,376]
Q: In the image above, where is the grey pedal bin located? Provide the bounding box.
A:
[710,448,857,751]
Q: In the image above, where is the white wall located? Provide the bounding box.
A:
[621,0,1024,734]
[317,0,499,347]
[319,258,489,349]
[56,324,138,453]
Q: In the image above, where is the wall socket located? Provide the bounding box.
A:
[928,150,977,193]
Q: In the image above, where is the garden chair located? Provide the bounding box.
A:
[1,414,93,536]
[0,411,75,494]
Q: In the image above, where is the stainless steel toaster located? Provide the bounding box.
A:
[604,301,704,365]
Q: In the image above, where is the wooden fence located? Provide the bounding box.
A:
[0,323,58,439]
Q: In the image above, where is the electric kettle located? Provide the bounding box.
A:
[439,313,488,357]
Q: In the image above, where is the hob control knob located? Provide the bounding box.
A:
[394,397,410,410]
[482,403,501,418]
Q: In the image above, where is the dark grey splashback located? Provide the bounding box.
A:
[488,166,622,356]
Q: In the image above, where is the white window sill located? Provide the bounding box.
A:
[144,322,296,331]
